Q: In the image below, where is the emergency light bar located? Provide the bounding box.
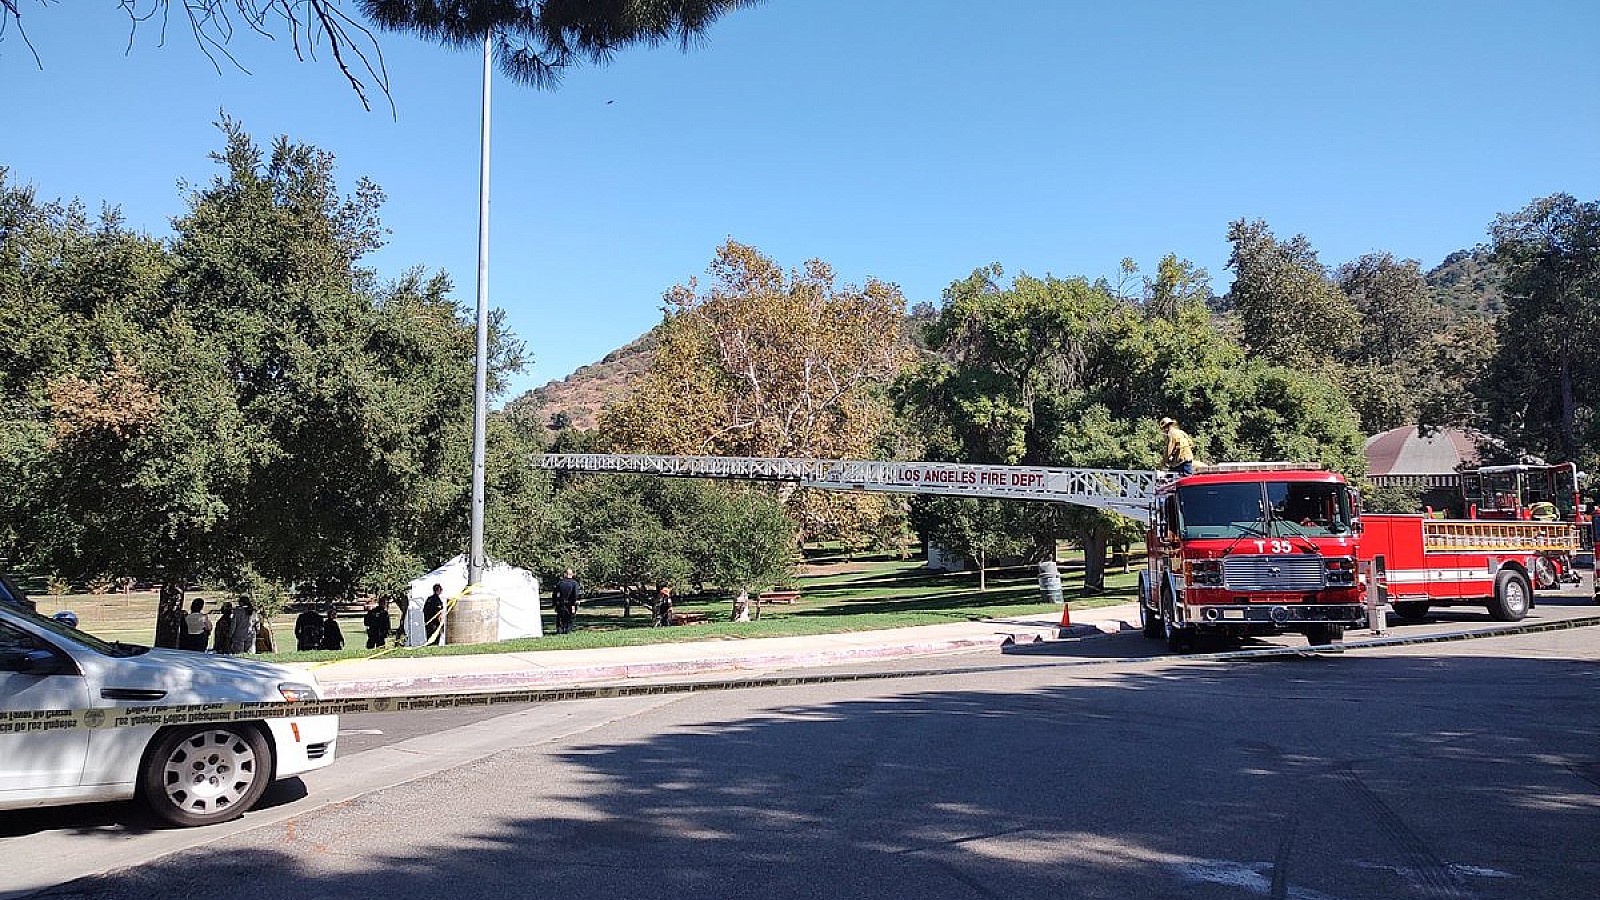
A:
[1194,462,1325,474]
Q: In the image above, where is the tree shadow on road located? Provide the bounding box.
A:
[34,652,1600,900]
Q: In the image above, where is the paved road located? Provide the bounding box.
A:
[6,624,1597,900]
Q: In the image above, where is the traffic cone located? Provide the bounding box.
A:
[1058,599,1072,627]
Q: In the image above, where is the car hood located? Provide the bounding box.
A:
[75,648,322,706]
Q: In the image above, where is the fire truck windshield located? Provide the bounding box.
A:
[1177,481,1352,539]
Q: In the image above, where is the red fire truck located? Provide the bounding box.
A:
[1138,464,1366,652]
[1362,514,1580,622]
[1138,463,1583,650]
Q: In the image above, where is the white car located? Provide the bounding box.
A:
[0,598,338,826]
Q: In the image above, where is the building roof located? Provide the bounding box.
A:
[1363,426,1479,477]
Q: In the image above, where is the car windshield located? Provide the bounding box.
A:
[0,574,33,610]
[0,598,147,657]
[1177,480,1352,539]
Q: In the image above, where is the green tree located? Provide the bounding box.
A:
[899,265,1364,591]
[683,485,796,611]
[1142,254,1212,320]
[1330,252,1452,433]
[1482,193,1600,468]
[1225,219,1360,365]
[546,474,691,617]
[1336,252,1438,365]
[923,498,1028,592]
[3,123,527,643]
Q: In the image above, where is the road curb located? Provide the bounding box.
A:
[318,612,1598,699]
[319,633,1014,698]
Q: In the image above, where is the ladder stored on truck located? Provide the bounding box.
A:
[1421,519,1582,553]
[535,453,1167,518]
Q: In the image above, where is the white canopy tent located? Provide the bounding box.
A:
[404,555,543,646]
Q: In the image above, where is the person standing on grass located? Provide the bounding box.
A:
[553,569,580,634]
[363,598,391,649]
[228,600,256,654]
[319,608,344,651]
[653,584,675,627]
[424,584,446,645]
[213,602,233,653]
[294,604,324,651]
[179,598,212,652]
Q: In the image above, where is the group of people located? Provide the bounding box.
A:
[176,597,263,655]
[293,605,346,651]
[295,598,396,651]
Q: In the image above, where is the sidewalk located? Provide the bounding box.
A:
[310,602,1145,698]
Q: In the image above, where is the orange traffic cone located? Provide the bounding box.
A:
[1057,599,1072,627]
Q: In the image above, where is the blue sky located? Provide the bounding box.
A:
[3,1,1597,402]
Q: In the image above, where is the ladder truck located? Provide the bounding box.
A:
[540,454,1588,650]
[537,454,1367,650]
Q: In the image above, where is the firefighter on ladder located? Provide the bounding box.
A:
[1159,417,1195,477]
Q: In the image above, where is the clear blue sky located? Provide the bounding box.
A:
[4,1,1597,402]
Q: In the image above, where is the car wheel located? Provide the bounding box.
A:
[140,724,273,827]
[1489,570,1531,622]
[1390,601,1430,622]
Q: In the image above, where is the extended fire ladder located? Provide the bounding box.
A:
[535,453,1167,518]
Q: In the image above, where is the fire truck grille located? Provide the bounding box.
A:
[1221,555,1326,591]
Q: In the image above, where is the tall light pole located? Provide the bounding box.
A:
[469,31,492,587]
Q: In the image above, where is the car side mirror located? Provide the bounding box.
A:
[1351,518,1364,535]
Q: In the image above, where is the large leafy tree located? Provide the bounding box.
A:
[1140,254,1212,321]
[1336,252,1437,366]
[1331,252,1453,433]
[1224,219,1360,366]
[541,474,793,618]
[1481,193,1600,469]
[2,124,527,643]
[604,240,910,459]
[899,265,1364,591]
[922,498,1028,592]
[601,239,910,541]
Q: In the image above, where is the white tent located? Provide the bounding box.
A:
[405,555,542,646]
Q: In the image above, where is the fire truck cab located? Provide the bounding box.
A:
[1138,464,1367,652]
[1460,462,1581,522]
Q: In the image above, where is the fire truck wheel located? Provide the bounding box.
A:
[1391,601,1430,622]
[1489,570,1531,622]
[1160,588,1194,652]
[1163,616,1195,653]
[1140,601,1164,639]
[1305,624,1344,648]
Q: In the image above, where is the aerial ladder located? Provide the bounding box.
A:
[535,453,1167,518]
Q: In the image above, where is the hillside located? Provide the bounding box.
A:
[512,254,1504,433]
[1426,249,1505,317]
[506,328,659,430]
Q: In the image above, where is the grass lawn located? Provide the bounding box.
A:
[26,551,1143,664]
